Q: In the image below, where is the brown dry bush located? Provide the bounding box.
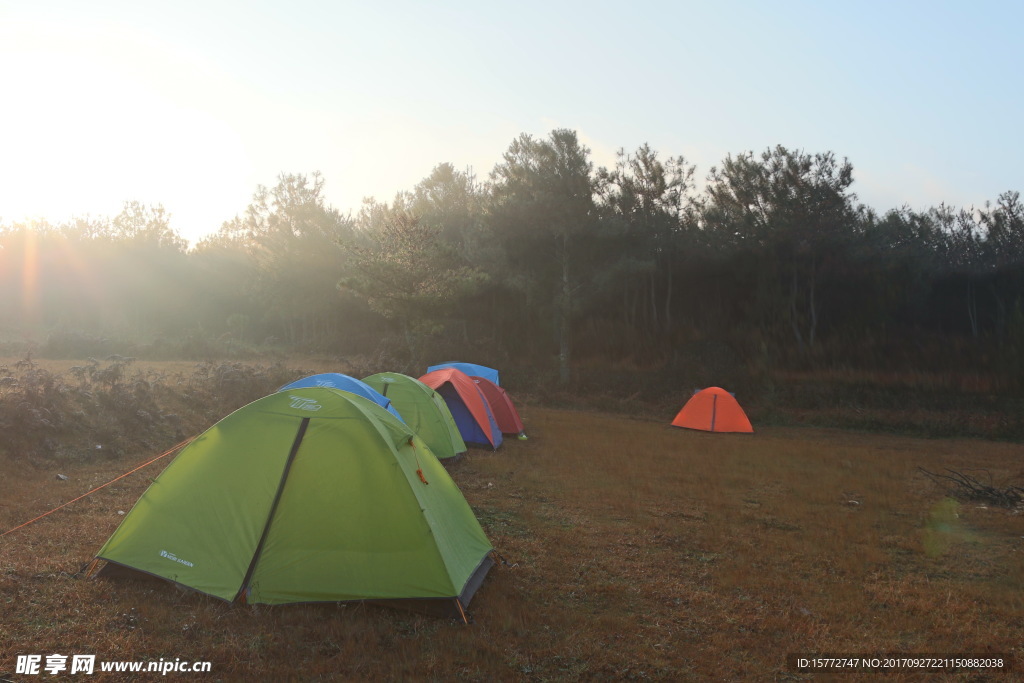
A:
[0,356,303,464]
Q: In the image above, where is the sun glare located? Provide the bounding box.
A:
[0,19,252,243]
[20,229,38,327]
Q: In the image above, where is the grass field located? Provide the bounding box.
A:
[2,398,1023,680]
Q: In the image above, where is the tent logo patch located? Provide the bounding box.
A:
[288,396,322,411]
[159,550,194,568]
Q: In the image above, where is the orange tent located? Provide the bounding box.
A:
[419,368,503,449]
[671,387,753,433]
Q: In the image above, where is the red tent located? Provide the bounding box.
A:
[471,377,526,438]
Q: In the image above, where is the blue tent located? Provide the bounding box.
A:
[278,373,404,423]
[426,362,500,386]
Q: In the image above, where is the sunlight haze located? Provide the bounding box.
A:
[2,0,1021,245]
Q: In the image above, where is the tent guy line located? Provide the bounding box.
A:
[0,436,195,539]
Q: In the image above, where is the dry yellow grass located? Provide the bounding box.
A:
[1,404,1022,681]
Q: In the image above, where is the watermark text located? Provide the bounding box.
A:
[16,654,212,675]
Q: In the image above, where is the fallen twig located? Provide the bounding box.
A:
[918,467,1024,508]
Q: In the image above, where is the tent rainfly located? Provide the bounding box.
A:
[363,372,467,461]
[419,368,502,450]
[277,373,404,423]
[671,387,753,433]
[426,362,500,386]
[92,387,494,620]
[471,376,526,439]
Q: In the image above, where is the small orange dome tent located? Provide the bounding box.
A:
[671,387,753,433]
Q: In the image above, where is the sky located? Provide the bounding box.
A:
[1,0,1022,246]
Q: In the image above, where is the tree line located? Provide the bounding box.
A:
[2,130,1023,389]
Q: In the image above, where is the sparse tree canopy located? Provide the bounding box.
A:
[488,129,597,384]
[340,207,486,364]
[1,131,1023,393]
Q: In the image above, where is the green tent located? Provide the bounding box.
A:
[93,387,493,620]
[363,372,467,462]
